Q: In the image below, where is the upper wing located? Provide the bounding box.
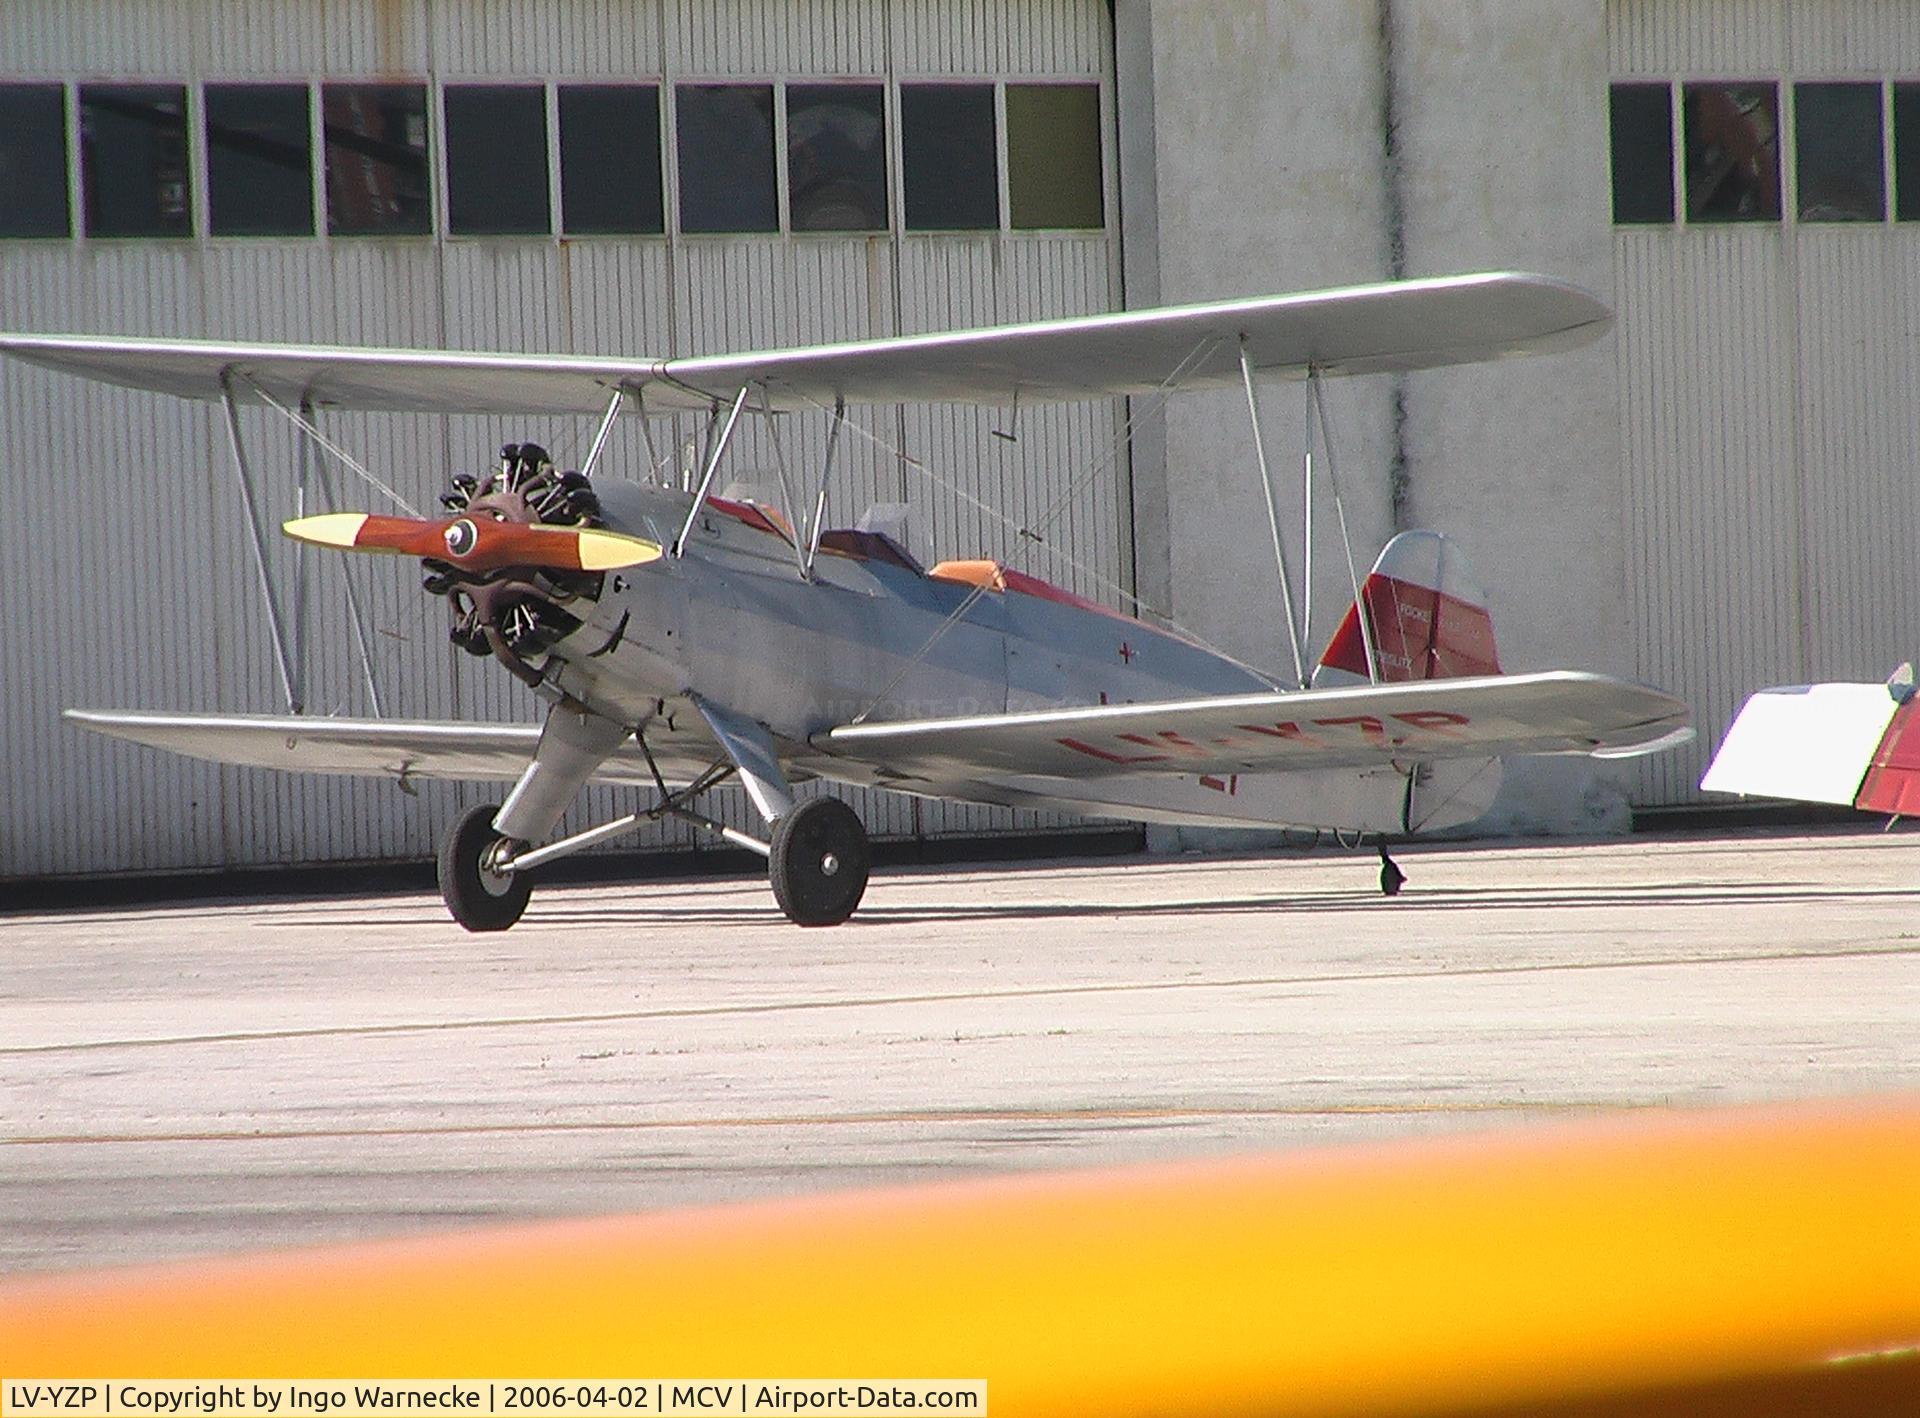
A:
[64,709,724,789]
[0,271,1608,415]
[821,671,1690,782]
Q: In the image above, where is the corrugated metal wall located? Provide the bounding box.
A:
[0,0,1122,879]
[1609,0,1920,803]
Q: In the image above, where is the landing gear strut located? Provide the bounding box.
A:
[770,797,870,926]
[439,802,533,931]
[1378,845,1406,898]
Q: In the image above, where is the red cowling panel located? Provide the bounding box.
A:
[1000,566,1114,617]
[1320,573,1501,682]
[707,495,791,539]
[1855,701,1920,815]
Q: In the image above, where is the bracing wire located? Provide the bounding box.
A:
[843,333,1291,725]
[793,333,1237,650]
[246,380,424,517]
[1309,371,1381,683]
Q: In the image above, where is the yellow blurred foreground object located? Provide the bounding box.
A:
[3,1096,1917,1416]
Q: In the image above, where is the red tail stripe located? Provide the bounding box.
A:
[1854,701,1920,815]
[1320,572,1500,682]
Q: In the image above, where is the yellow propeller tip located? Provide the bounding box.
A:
[575,529,665,571]
[283,512,370,549]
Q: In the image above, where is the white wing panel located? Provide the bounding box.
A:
[1699,683,1897,806]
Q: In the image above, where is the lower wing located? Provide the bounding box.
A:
[63,708,724,789]
[821,670,1692,784]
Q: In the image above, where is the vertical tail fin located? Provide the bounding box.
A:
[1313,530,1501,687]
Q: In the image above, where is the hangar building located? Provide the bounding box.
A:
[2,0,1914,880]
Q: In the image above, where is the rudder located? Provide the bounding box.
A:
[1313,530,1500,687]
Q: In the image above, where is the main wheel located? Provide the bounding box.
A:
[769,797,870,926]
[438,802,532,931]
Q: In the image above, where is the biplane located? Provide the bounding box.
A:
[0,271,1690,928]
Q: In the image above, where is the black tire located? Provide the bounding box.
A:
[769,797,870,926]
[438,802,532,932]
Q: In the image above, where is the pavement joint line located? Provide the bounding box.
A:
[5,940,1913,1058]
[0,1098,1649,1148]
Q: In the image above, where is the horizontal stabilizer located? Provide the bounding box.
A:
[0,272,1608,415]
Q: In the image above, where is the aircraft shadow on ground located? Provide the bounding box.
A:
[289,883,1920,930]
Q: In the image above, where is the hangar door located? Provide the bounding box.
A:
[0,0,1126,877]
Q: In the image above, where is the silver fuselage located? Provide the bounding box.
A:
[562,483,1264,727]
[483,483,1503,835]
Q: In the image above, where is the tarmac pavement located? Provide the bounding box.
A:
[3,827,1917,1275]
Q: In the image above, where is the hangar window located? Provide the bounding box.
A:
[1609,83,1674,224]
[0,84,70,238]
[1794,82,1884,221]
[901,84,998,230]
[1682,82,1780,222]
[445,85,551,236]
[1006,83,1103,229]
[676,84,777,233]
[787,84,888,232]
[206,84,313,237]
[1894,84,1920,222]
[79,84,192,237]
[323,83,431,236]
[558,85,663,235]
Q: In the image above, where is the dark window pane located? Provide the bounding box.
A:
[323,83,430,235]
[0,84,70,238]
[1609,82,1673,224]
[1892,84,1920,221]
[1795,82,1883,221]
[1683,82,1780,222]
[445,85,550,235]
[1006,84,1103,229]
[786,84,887,232]
[206,84,312,236]
[901,84,997,230]
[675,84,776,233]
[559,84,663,234]
[79,84,191,237]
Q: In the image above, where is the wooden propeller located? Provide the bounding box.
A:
[283,512,662,573]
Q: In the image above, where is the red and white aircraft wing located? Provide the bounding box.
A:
[824,671,1691,783]
[1702,673,1920,814]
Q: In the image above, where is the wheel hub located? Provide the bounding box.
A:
[479,840,520,896]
